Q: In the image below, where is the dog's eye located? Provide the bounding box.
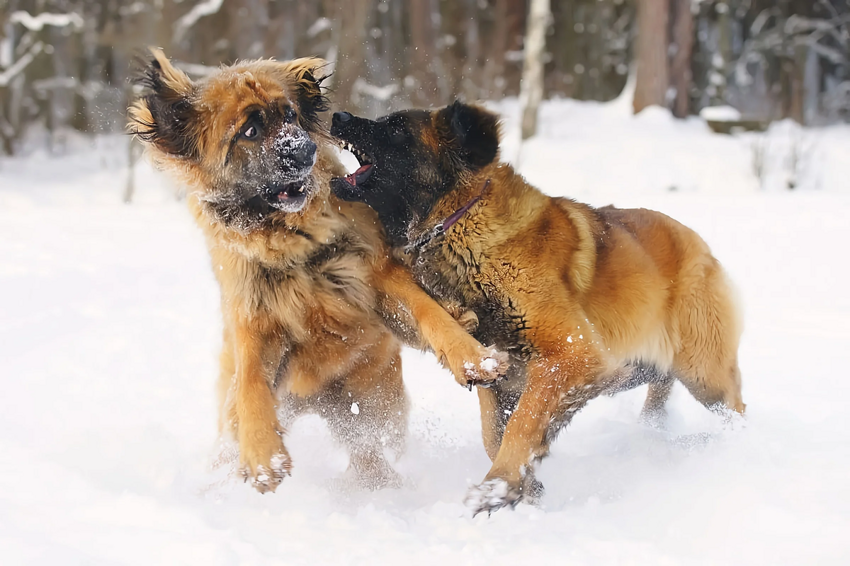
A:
[241,121,261,140]
[284,107,297,124]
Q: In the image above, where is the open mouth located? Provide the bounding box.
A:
[264,179,309,211]
[336,140,375,189]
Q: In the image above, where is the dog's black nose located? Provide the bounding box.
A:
[333,111,353,126]
[290,138,317,166]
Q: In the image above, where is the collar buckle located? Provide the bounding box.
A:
[406,178,491,253]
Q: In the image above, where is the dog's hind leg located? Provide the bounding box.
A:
[326,334,408,490]
[676,357,745,415]
[671,261,745,415]
[640,373,676,425]
[598,363,675,425]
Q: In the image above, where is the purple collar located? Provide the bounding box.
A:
[405,178,492,252]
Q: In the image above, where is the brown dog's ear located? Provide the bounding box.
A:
[438,101,500,170]
[281,57,330,133]
[129,49,198,158]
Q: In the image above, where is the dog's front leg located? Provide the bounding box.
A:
[465,337,603,515]
[374,260,507,388]
[232,317,291,493]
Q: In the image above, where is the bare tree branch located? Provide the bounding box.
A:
[0,41,43,87]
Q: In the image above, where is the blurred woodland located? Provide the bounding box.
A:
[1,0,849,155]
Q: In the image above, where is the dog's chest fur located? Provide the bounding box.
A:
[210,212,383,351]
[409,240,532,361]
[249,236,373,314]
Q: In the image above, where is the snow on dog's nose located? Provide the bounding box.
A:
[275,128,317,170]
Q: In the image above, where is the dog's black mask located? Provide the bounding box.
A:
[330,102,499,247]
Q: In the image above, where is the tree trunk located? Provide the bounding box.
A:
[633,0,669,114]
[788,48,806,125]
[482,0,509,100]
[409,0,440,106]
[332,0,372,113]
[519,0,550,140]
[461,0,481,101]
[227,0,268,60]
[670,0,693,118]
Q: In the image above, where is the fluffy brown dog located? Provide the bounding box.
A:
[129,52,504,493]
[330,102,746,514]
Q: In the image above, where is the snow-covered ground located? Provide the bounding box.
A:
[2,100,849,565]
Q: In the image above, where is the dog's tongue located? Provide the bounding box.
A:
[345,164,373,186]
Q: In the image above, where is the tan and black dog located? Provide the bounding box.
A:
[330,102,745,514]
[129,53,504,493]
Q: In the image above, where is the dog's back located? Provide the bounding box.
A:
[580,204,744,412]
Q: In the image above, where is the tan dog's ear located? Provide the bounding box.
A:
[280,58,330,133]
[129,48,199,158]
[436,101,500,170]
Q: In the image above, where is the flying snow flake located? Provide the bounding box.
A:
[350,402,360,415]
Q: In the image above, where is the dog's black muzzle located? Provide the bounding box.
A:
[331,111,373,140]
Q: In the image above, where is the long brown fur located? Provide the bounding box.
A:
[329,102,745,513]
[129,52,503,493]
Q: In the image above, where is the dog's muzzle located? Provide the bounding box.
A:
[276,129,317,171]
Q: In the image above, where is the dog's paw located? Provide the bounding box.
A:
[442,337,509,390]
[464,478,522,517]
[240,452,292,494]
[462,348,510,390]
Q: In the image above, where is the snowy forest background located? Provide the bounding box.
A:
[3,3,850,562]
[1,0,850,156]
